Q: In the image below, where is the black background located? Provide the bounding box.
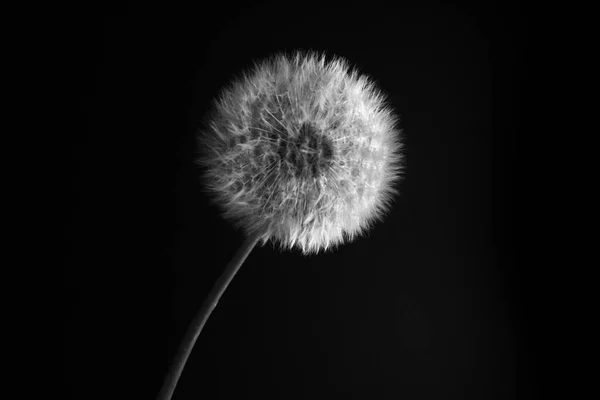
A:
[63,0,533,398]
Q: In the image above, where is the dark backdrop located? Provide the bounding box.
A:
[64,1,532,399]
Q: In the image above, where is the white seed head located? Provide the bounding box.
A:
[197,50,404,254]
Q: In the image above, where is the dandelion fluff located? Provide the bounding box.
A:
[198,50,404,254]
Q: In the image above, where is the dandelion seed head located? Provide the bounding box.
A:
[197,50,404,254]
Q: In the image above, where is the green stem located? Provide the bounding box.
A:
[157,232,260,400]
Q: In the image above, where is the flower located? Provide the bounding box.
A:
[197,50,403,254]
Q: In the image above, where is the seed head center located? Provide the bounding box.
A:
[276,123,334,179]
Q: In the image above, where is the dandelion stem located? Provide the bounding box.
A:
[157,231,261,400]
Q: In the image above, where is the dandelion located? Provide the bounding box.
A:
[157,50,404,400]
[199,50,403,254]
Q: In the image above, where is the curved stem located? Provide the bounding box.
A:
[157,232,261,400]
